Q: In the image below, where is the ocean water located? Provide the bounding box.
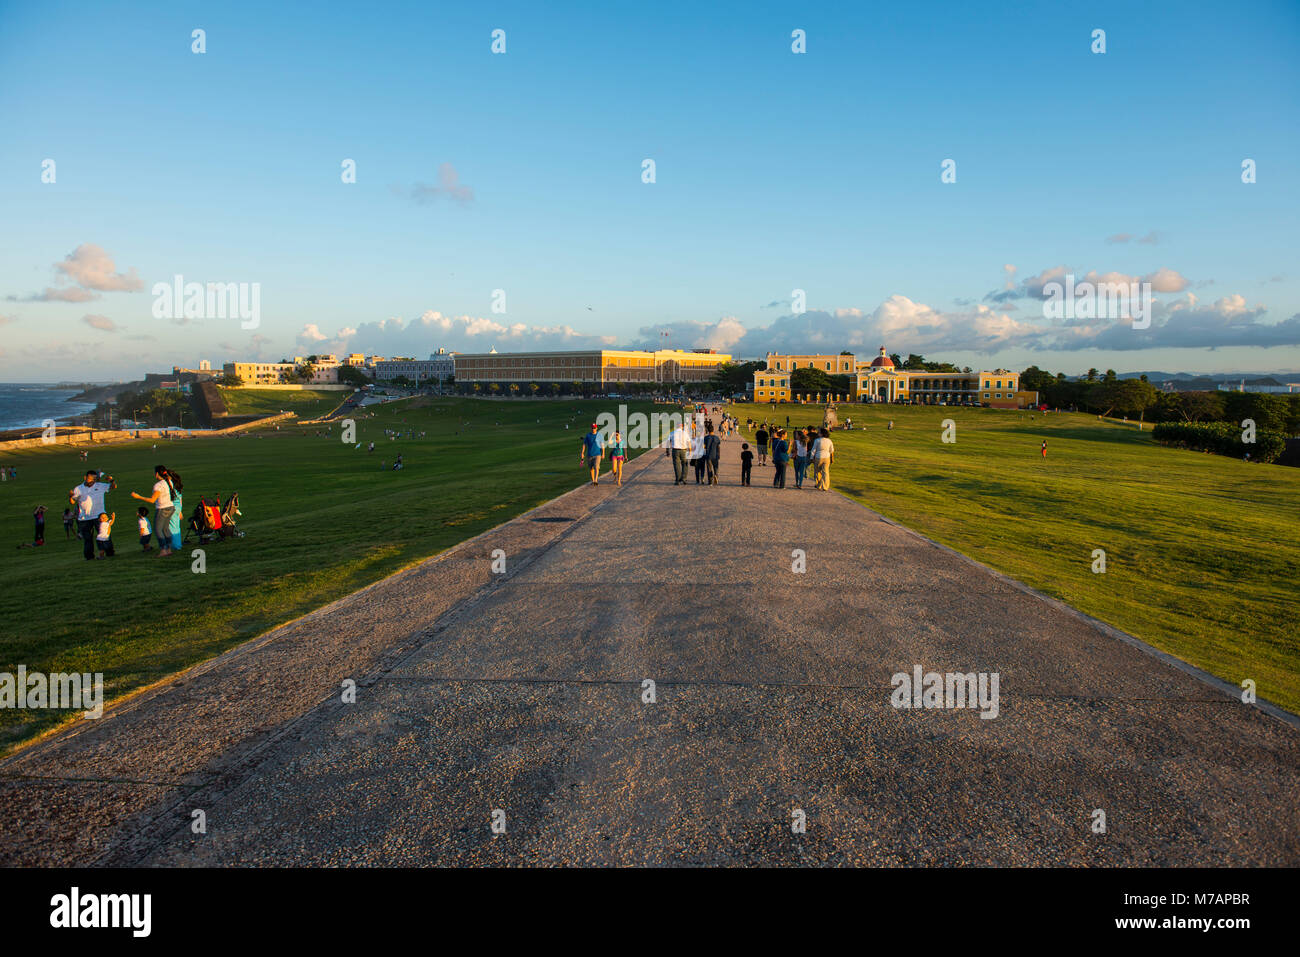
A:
[0,383,99,430]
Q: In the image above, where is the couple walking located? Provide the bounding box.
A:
[666,418,720,485]
[579,423,626,486]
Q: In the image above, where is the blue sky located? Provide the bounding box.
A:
[1,0,1298,380]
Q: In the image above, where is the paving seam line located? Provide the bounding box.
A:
[0,446,661,770]
[829,491,1299,730]
[91,448,664,865]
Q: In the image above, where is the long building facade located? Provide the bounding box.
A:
[454,349,731,385]
[754,347,1028,408]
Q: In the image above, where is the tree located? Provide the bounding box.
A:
[1089,378,1157,418]
[223,373,244,387]
[1085,368,1100,382]
[708,360,765,394]
[529,383,540,397]
[791,367,834,394]
[337,365,369,388]
[1019,365,1056,393]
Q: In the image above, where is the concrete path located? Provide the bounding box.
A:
[3,434,1297,866]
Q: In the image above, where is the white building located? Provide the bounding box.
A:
[373,349,455,384]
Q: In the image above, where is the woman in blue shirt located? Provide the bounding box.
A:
[607,430,626,486]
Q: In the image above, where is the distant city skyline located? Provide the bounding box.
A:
[2,0,1298,381]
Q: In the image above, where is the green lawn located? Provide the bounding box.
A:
[735,402,1300,714]
[0,397,656,751]
[218,387,348,420]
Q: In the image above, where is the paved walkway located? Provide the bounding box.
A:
[3,434,1297,865]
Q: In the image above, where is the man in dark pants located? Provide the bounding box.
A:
[666,419,692,485]
[69,469,115,561]
[771,429,789,488]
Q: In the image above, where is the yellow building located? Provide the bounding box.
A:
[765,352,857,375]
[753,370,791,402]
[453,348,730,385]
[848,347,1022,408]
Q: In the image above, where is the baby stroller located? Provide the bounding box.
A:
[186,492,244,544]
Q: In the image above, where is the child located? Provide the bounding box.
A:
[33,505,46,545]
[95,511,116,558]
[63,507,75,540]
[740,443,753,486]
[168,491,183,551]
[137,506,153,551]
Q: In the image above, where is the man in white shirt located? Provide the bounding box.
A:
[666,419,693,485]
[812,428,835,491]
[69,469,116,561]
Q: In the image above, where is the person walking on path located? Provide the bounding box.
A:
[771,429,790,488]
[667,419,692,485]
[69,469,115,561]
[130,465,179,557]
[691,423,707,484]
[812,428,835,491]
[755,426,769,466]
[703,423,721,485]
[608,431,626,487]
[792,430,809,489]
[579,422,603,486]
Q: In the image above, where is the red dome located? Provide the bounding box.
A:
[869,347,894,368]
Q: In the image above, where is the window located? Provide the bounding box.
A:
[984,393,990,399]
[983,380,991,389]
[825,362,831,370]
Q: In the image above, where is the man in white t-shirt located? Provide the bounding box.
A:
[666,420,693,485]
[69,469,116,561]
[811,428,835,491]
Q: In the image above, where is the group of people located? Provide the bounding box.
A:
[579,423,628,486]
[56,465,185,560]
[746,424,836,490]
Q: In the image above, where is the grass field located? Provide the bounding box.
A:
[734,402,1300,713]
[0,397,657,750]
[218,387,347,420]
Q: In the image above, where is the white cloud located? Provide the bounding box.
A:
[56,244,144,292]
[81,313,117,332]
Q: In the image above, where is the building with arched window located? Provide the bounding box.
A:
[757,347,1028,407]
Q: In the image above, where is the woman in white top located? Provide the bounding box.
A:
[131,465,178,557]
[691,427,707,484]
